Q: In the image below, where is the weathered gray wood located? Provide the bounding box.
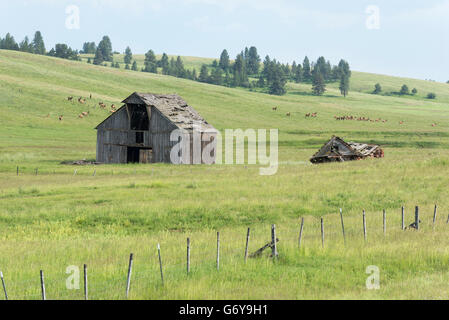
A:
[321,217,325,248]
[271,225,278,258]
[249,238,280,258]
[401,206,405,230]
[383,209,386,236]
[40,270,46,300]
[83,264,88,300]
[216,232,220,271]
[92,169,96,177]
[126,253,133,298]
[415,206,419,230]
[157,244,164,286]
[244,228,250,263]
[298,217,304,249]
[433,204,437,228]
[363,210,367,242]
[187,238,190,274]
[339,208,346,245]
[0,271,7,300]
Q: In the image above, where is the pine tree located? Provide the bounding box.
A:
[124,46,133,65]
[219,49,230,71]
[175,56,185,78]
[312,70,326,96]
[1,33,19,50]
[131,60,138,71]
[294,63,303,83]
[199,65,210,83]
[373,83,382,94]
[400,84,409,95]
[160,53,169,74]
[97,36,113,62]
[32,31,45,54]
[303,56,311,81]
[247,46,260,75]
[411,88,418,95]
[268,63,287,95]
[211,67,223,85]
[339,74,350,97]
[125,63,130,70]
[93,47,104,65]
[144,50,157,73]
[19,36,33,53]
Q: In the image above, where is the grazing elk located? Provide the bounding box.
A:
[78,97,86,104]
[286,112,291,117]
[58,115,63,121]
[272,106,277,111]
[67,96,73,102]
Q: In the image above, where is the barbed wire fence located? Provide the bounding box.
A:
[0,204,446,300]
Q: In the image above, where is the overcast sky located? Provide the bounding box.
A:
[1,0,448,81]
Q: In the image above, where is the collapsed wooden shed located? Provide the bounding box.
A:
[310,136,384,164]
[95,92,216,164]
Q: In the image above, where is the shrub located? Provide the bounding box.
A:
[427,92,436,99]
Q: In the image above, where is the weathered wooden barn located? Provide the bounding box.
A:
[310,136,384,164]
[95,92,216,164]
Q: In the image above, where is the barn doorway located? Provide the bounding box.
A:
[127,147,153,164]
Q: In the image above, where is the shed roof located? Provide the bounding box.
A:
[123,92,216,132]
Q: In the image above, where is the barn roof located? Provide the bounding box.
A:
[310,135,384,164]
[123,92,215,132]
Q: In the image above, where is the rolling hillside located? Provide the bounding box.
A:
[1,49,449,299]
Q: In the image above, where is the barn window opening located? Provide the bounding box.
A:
[136,132,144,144]
[128,104,149,130]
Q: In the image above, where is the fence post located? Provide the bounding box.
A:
[216,232,220,271]
[298,217,304,249]
[83,264,88,300]
[415,206,419,230]
[157,244,164,286]
[363,210,367,242]
[126,253,133,298]
[383,209,386,236]
[93,169,96,177]
[433,204,437,229]
[187,238,190,275]
[244,228,250,263]
[16,166,19,176]
[321,217,325,248]
[40,270,46,300]
[401,206,405,230]
[271,224,278,258]
[0,271,7,300]
[35,168,38,176]
[74,169,77,176]
[340,208,346,245]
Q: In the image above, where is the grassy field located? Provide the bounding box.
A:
[1,49,449,299]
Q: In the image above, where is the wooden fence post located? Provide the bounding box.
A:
[415,206,419,230]
[298,218,304,249]
[0,271,7,300]
[126,253,133,298]
[383,209,386,236]
[157,244,164,286]
[16,166,19,176]
[187,238,190,275]
[216,232,220,271]
[340,208,346,245]
[83,264,88,300]
[40,270,46,301]
[401,206,405,230]
[244,228,250,263]
[321,217,325,248]
[35,168,38,176]
[93,169,96,177]
[74,169,77,176]
[363,210,367,242]
[433,204,437,228]
[271,224,278,258]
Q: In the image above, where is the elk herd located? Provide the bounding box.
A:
[53,94,117,121]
